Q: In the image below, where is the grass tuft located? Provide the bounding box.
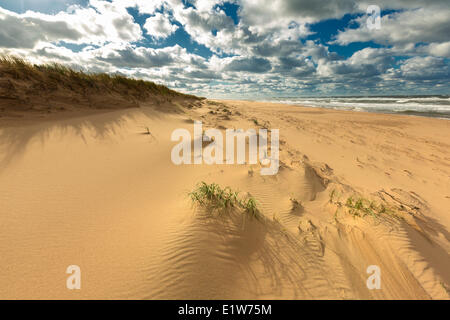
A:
[189,182,264,221]
[189,182,239,214]
[329,190,402,221]
[241,196,263,221]
[344,195,397,219]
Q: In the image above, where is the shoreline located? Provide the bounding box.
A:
[232,98,450,120]
[219,99,450,122]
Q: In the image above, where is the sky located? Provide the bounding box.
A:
[0,0,449,98]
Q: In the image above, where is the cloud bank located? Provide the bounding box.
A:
[0,0,448,97]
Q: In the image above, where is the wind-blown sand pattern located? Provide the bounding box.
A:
[0,99,449,299]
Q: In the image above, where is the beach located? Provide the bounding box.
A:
[0,99,449,299]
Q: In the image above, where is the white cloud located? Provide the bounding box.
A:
[239,0,356,27]
[317,47,394,79]
[334,8,450,48]
[144,12,179,39]
[0,1,142,49]
[0,7,81,48]
[425,42,450,58]
[388,56,450,81]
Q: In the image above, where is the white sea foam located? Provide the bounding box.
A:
[263,96,450,118]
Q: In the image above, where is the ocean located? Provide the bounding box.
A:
[265,95,450,119]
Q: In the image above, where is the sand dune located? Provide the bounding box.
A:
[0,99,449,299]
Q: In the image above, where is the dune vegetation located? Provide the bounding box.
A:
[189,181,264,221]
[0,55,201,117]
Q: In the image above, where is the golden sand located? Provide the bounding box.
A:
[0,100,449,299]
